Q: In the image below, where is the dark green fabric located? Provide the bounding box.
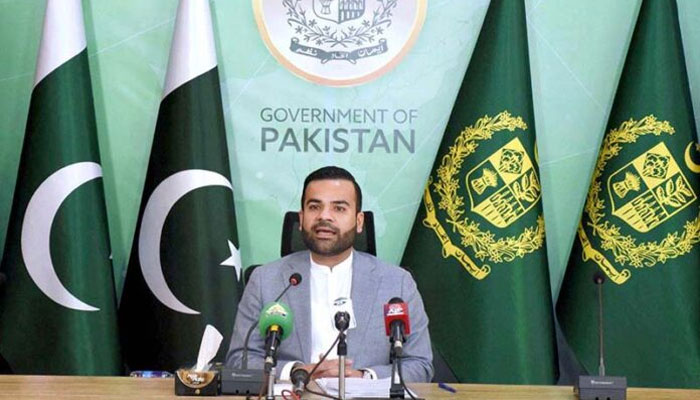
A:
[557,0,700,388]
[0,50,122,375]
[401,0,557,384]
[119,68,241,371]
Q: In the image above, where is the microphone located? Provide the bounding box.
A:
[259,302,294,372]
[593,271,606,376]
[384,298,410,399]
[574,271,627,400]
[334,311,351,332]
[593,271,605,285]
[291,367,310,396]
[221,273,302,396]
[241,273,302,369]
[275,273,302,302]
[333,310,351,399]
[384,297,411,357]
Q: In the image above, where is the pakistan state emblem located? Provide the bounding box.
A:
[253,0,427,86]
[578,115,700,284]
[608,142,695,233]
[466,138,541,228]
[422,111,546,280]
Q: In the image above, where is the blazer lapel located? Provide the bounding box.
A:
[282,252,312,363]
[347,251,380,363]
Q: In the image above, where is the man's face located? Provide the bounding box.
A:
[299,179,364,258]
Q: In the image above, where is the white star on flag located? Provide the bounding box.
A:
[220,240,241,281]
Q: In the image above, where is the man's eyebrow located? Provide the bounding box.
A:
[304,198,351,206]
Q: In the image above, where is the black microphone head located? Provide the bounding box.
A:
[334,311,351,331]
[289,273,302,286]
[291,367,310,383]
[389,297,404,304]
[291,367,310,396]
[593,271,606,285]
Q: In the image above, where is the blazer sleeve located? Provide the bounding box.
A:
[364,270,434,382]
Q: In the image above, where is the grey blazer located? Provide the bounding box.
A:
[225,250,434,382]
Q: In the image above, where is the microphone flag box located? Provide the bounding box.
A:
[219,367,264,395]
[174,368,219,396]
[575,375,627,400]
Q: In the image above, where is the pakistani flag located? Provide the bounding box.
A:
[556,0,700,388]
[401,0,558,384]
[0,0,121,375]
[118,0,242,372]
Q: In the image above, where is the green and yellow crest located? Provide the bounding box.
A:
[579,115,700,284]
[608,142,696,233]
[422,111,545,280]
[466,137,541,228]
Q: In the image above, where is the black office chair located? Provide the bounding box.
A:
[243,211,376,286]
[431,346,459,383]
[243,264,261,286]
[0,353,11,374]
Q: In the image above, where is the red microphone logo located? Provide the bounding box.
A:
[383,301,411,336]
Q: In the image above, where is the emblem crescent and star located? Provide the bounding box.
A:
[138,169,240,315]
[684,142,700,173]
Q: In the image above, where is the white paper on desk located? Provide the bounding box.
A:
[315,377,417,398]
[194,325,223,371]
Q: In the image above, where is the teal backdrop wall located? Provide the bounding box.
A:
[2,0,700,299]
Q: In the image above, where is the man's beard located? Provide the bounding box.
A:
[301,221,356,257]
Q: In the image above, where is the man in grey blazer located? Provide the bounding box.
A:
[225,166,433,382]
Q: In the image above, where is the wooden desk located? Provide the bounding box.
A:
[0,375,698,399]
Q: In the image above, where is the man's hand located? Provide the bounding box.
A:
[297,358,364,379]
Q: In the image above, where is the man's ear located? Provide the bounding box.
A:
[298,210,303,231]
[356,211,364,233]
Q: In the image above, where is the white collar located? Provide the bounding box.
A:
[309,250,354,274]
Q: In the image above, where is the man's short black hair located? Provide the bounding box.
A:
[301,166,362,212]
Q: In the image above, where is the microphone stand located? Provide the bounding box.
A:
[334,311,351,400]
[220,273,302,396]
[597,278,605,377]
[574,273,626,400]
[337,331,347,400]
[389,347,404,399]
[388,321,405,399]
[265,366,276,400]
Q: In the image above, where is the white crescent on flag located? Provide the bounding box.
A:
[21,162,103,312]
[138,169,234,315]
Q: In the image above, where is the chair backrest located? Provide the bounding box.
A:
[0,353,11,374]
[243,264,261,286]
[280,211,376,257]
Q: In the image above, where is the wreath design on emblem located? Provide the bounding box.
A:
[580,115,700,284]
[283,0,397,47]
[422,111,546,280]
